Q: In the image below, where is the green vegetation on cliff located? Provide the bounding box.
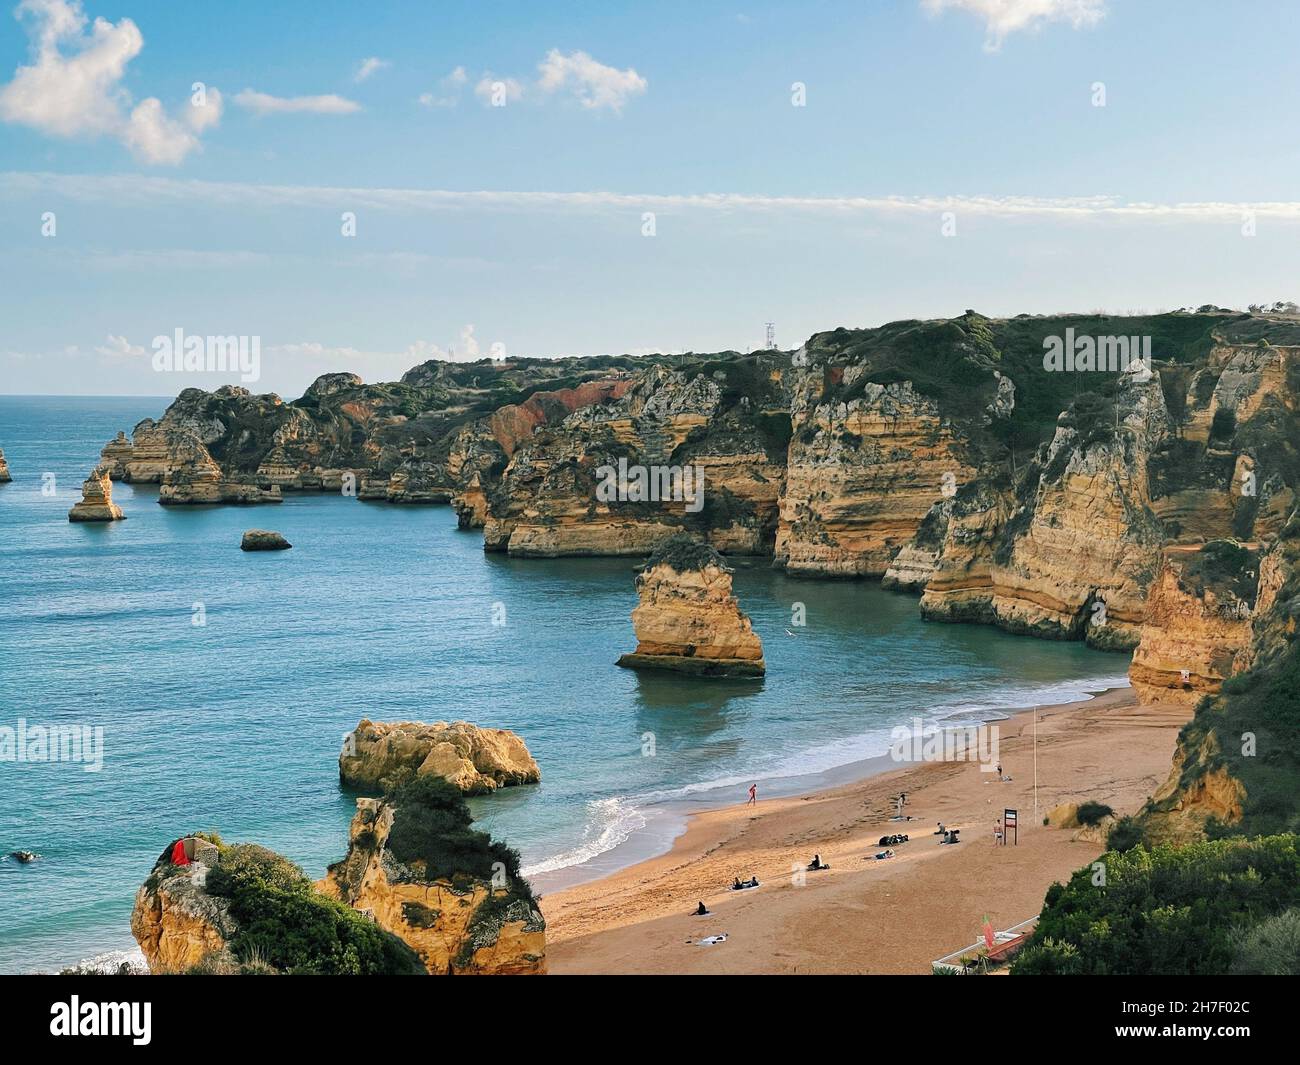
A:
[1013,834,1300,975]
[203,843,426,975]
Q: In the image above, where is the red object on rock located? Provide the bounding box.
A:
[170,839,190,866]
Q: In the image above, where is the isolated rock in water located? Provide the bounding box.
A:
[0,448,10,482]
[9,850,37,863]
[318,783,546,974]
[617,533,765,677]
[340,719,541,795]
[67,466,125,522]
[240,529,291,551]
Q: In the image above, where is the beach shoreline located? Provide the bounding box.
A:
[541,686,1191,974]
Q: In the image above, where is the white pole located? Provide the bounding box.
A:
[1033,710,1039,819]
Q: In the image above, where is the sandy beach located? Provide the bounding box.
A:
[542,687,1190,974]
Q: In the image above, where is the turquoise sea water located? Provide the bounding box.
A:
[0,395,1129,973]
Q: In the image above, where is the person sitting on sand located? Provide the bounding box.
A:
[695,901,709,916]
[733,877,743,890]
[808,854,828,871]
[935,822,945,835]
[748,876,759,888]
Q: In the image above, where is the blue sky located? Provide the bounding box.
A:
[2,0,1300,395]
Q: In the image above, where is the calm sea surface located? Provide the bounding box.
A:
[0,395,1128,972]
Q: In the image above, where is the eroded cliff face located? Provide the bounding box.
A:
[319,798,545,975]
[778,380,983,577]
[1133,512,1300,844]
[68,466,126,522]
[131,849,235,973]
[616,534,765,677]
[100,361,653,509]
[340,719,541,795]
[1129,544,1258,704]
[483,358,790,557]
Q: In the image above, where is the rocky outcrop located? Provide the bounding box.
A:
[131,840,236,973]
[240,529,291,551]
[0,448,10,482]
[483,358,791,557]
[1129,542,1258,704]
[617,534,765,677]
[67,466,125,522]
[340,719,541,795]
[319,792,546,975]
[132,834,426,975]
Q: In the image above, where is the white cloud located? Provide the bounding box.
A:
[353,56,389,83]
[0,0,220,164]
[418,66,467,108]
[923,0,1105,50]
[94,334,144,357]
[536,49,646,112]
[12,172,1300,227]
[474,75,524,107]
[233,90,361,115]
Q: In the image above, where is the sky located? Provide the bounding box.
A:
[2,0,1299,396]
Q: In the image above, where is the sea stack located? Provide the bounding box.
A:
[67,466,125,522]
[0,448,10,482]
[340,719,541,795]
[319,787,546,975]
[240,529,291,551]
[617,532,765,677]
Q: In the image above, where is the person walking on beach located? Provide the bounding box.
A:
[747,784,757,806]
[994,818,1004,846]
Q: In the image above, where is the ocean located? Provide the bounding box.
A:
[0,395,1129,973]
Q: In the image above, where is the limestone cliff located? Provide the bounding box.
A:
[616,533,765,677]
[131,840,235,973]
[68,466,125,522]
[340,719,541,795]
[483,356,791,557]
[1133,510,1300,844]
[1129,541,1258,704]
[319,783,545,975]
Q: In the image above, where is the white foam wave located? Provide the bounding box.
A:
[521,796,648,876]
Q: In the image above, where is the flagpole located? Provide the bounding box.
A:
[1033,709,1038,819]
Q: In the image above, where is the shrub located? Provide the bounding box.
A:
[1013,834,1300,974]
[204,844,425,975]
[1076,802,1114,827]
[1230,908,1300,974]
[1012,938,1082,975]
[1106,815,1146,852]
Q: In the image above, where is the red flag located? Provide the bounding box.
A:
[170,839,190,866]
[982,915,995,951]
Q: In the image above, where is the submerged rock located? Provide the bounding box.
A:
[340,719,540,795]
[67,466,125,522]
[240,529,291,551]
[617,533,765,677]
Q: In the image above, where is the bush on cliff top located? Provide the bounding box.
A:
[385,774,530,891]
[643,532,727,574]
[1013,834,1300,975]
[204,843,426,975]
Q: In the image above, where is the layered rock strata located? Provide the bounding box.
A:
[68,466,125,522]
[617,534,765,677]
[340,719,541,795]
